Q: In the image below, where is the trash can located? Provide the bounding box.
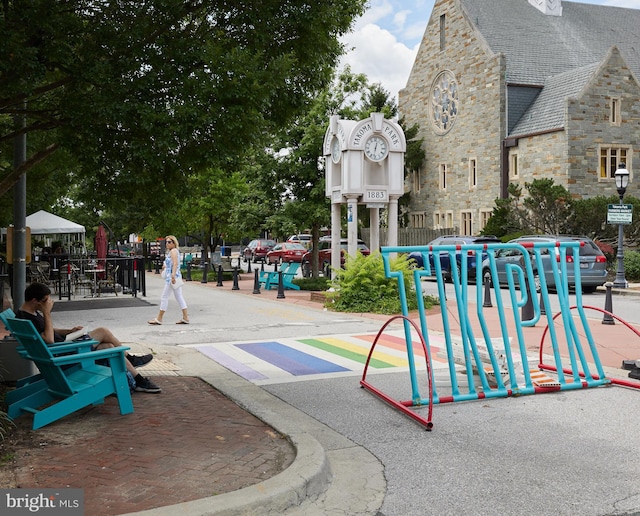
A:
[0,335,37,382]
[221,246,231,257]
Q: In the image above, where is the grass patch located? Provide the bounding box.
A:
[0,453,14,465]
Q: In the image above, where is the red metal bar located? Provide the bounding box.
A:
[361,315,434,430]
[538,305,640,390]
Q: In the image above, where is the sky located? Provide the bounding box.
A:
[340,0,640,102]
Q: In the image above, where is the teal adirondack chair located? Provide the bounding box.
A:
[280,262,301,290]
[258,262,301,290]
[0,307,16,337]
[4,317,134,430]
[0,308,99,405]
[259,262,291,290]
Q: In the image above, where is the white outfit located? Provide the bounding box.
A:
[160,250,187,311]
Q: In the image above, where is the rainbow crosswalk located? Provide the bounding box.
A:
[192,330,446,385]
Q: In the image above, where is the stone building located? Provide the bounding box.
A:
[399,0,640,234]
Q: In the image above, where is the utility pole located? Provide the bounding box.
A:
[12,102,27,309]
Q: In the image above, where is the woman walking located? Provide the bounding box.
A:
[148,235,190,325]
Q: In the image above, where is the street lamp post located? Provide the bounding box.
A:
[613,162,629,289]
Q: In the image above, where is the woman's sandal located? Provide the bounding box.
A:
[148,319,162,325]
[176,319,190,325]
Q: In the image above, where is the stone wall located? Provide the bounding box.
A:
[399,0,505,235]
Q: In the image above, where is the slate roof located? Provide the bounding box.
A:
[458,0,640,137]
[460,0,640,85]
[509,61,599,137]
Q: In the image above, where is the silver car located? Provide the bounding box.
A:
[481,235,608,293]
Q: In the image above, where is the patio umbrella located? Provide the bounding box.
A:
[94,224,108,278]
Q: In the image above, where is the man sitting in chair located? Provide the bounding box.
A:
[16,282,161,394]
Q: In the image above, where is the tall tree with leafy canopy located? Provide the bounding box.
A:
[0,0,367,221]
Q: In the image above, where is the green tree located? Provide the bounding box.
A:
[0,0,367,218]
[521,179,574,234]
[398,118,424,228]
[484,179,574,237]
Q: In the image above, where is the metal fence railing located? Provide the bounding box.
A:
[24,256,146,300]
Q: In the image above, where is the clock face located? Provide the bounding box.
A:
[364,136,388,161]
[331,137,341,163]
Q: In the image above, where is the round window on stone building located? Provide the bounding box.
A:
[429,70,459,135]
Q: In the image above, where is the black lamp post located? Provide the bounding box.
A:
[613,162,629,288]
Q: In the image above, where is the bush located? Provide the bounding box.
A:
[292,277,330,291]
[623,250,640,281]
[594,240,615,265]
[325,252,439,314]
[185,268,234,282]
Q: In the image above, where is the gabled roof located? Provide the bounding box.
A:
[509,61,599,137]
[460,0,640,85]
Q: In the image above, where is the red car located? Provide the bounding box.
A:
[265,242,307,264]
[302,238,370,276]
[242,239,276,263]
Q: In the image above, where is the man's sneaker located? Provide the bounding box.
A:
[135,377,162,393]
[127,354,153,367]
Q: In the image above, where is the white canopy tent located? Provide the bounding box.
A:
[25,210,86,253]
[26,210,84,235]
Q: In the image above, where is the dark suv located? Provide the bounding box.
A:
[242,239,276,263]
[408,235,501,282]
[481,235,607,293]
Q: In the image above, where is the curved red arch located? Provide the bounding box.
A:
[361,315,434,430]
[538,305,640,389]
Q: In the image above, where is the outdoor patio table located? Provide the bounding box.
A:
[84,269,105,297]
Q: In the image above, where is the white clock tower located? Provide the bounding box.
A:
[323,113,406,276]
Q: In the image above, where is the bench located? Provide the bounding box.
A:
[258,262,301,290]
[3,316,133,430]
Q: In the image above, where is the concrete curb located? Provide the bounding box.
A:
[122,344,385,516]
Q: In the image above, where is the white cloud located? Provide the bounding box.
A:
[357,0,394,26]
[340,23,419,101]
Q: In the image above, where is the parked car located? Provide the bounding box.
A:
[481,235,607,293]
[302,238,370,277]
[242,239,276,263]
[408,235,501,282]
[286,234,312,249]
[265,242,307,264]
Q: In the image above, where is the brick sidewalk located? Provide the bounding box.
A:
[3,376,294,515]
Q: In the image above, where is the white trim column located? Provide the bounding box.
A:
[347,196,359,258]
[369,207,380,253]
[388,196,399,249]
[331,202,342,278]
